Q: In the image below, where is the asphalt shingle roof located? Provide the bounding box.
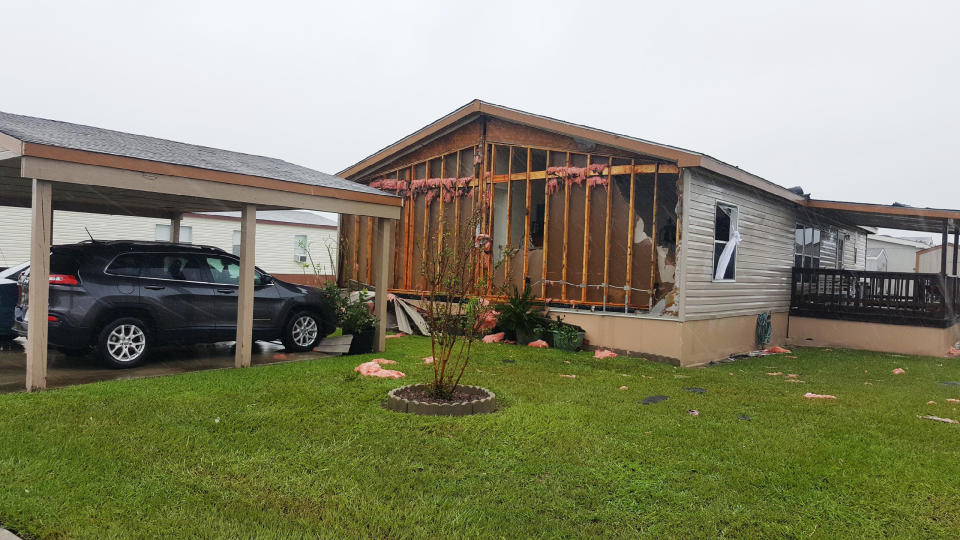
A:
[0,111,390,197]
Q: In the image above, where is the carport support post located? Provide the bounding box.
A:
[170,214,182,242]
[235,204,256,368]
[952,226,958,276]
[373,218,393,352]
[26,179,53,391]
[941,219,949,276]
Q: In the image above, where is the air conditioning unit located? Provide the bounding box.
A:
[295,255,308,263]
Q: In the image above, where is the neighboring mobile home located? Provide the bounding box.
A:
[339,100,960,364]
[865,234,928,272]
[0,208,338,285]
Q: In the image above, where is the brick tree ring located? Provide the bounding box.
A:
[384,384,496,416]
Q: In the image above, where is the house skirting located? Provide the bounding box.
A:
[553,310,789,367]
[786,316,960,358]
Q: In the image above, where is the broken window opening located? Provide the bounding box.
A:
[713,202,739,281]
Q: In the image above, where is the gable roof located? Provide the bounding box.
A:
[337,99,806,203]
[0,111,392,200]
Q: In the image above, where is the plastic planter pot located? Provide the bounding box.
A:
[347,327,375,354]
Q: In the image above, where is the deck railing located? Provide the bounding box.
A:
[790,268,959,327]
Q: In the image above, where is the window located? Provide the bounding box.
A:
[155,224,192,243]
[232,230,241,255]
[106,253,143,277]
[203,255,264,286]
[713,203,739,281]
[794,225,822,268]
[294,234,308,263]
[141,254,207,282]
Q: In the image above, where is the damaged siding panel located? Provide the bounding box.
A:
[684,169,798,320]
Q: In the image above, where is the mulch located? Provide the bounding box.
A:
[394,385,484,405]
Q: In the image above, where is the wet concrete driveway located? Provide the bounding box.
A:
[0,339,332,393]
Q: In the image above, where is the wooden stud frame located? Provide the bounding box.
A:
[541,150,551,299]
[650,164,660,302]
[504,147,513,281]
[580,155,593,303]
[601,156,613,309]
[523,147,532,283]
[561,152,571,301]
[624,159,636,311]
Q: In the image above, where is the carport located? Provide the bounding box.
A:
[0,111,402,391]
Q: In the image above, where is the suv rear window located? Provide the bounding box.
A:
[106,254,143,277]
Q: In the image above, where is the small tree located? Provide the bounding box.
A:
[421,207,506,399]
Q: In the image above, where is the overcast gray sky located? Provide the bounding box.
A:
[2,1,958,234]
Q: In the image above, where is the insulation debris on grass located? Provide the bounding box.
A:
[804,392,836,400]
[385,333,406,339]
[619,386,628,391]
[373,358,397,365]
[947,398,960,403]
[767,372,783,376]
[354,361,405,379]
[763,346,791,354]
[482,332,505,344]
[528,340,549,348]
[928,401,937,405]
[918,415,959,424]
[423,356,434,364]
[688,409,700,417]
[559,374,576,379]
[892,368,906,375]
[594,349,618,359]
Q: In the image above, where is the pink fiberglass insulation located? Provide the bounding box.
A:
[528,339,549,348]
[482,332,505,344]
[804,392,836,400]
[354,361,405,379]
[594,349,618,359]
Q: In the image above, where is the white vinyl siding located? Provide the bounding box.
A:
[681,169,864,321]
[155,223,192,243]
[0,207,338,275]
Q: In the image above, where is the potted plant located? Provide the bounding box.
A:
[549,316,585,351]
[496,284,546,344]
[342,289,378,354]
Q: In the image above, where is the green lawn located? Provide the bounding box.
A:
[2,339,960,538]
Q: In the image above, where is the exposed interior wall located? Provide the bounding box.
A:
[343,115,680,315]
[787,316,960,358]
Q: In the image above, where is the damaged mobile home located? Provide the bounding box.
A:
[338,100,960,365]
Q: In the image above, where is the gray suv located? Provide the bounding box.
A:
[15,241,336,367]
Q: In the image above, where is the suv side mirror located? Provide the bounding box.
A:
[259,274,273,285]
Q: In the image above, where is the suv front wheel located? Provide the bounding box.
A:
[98,317,151,368]
[281,311,322,352]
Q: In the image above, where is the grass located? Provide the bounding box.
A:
[1,339,960,538]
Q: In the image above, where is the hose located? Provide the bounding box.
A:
[756,312,772,348]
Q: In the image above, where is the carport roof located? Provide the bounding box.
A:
[0,111,390,198]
